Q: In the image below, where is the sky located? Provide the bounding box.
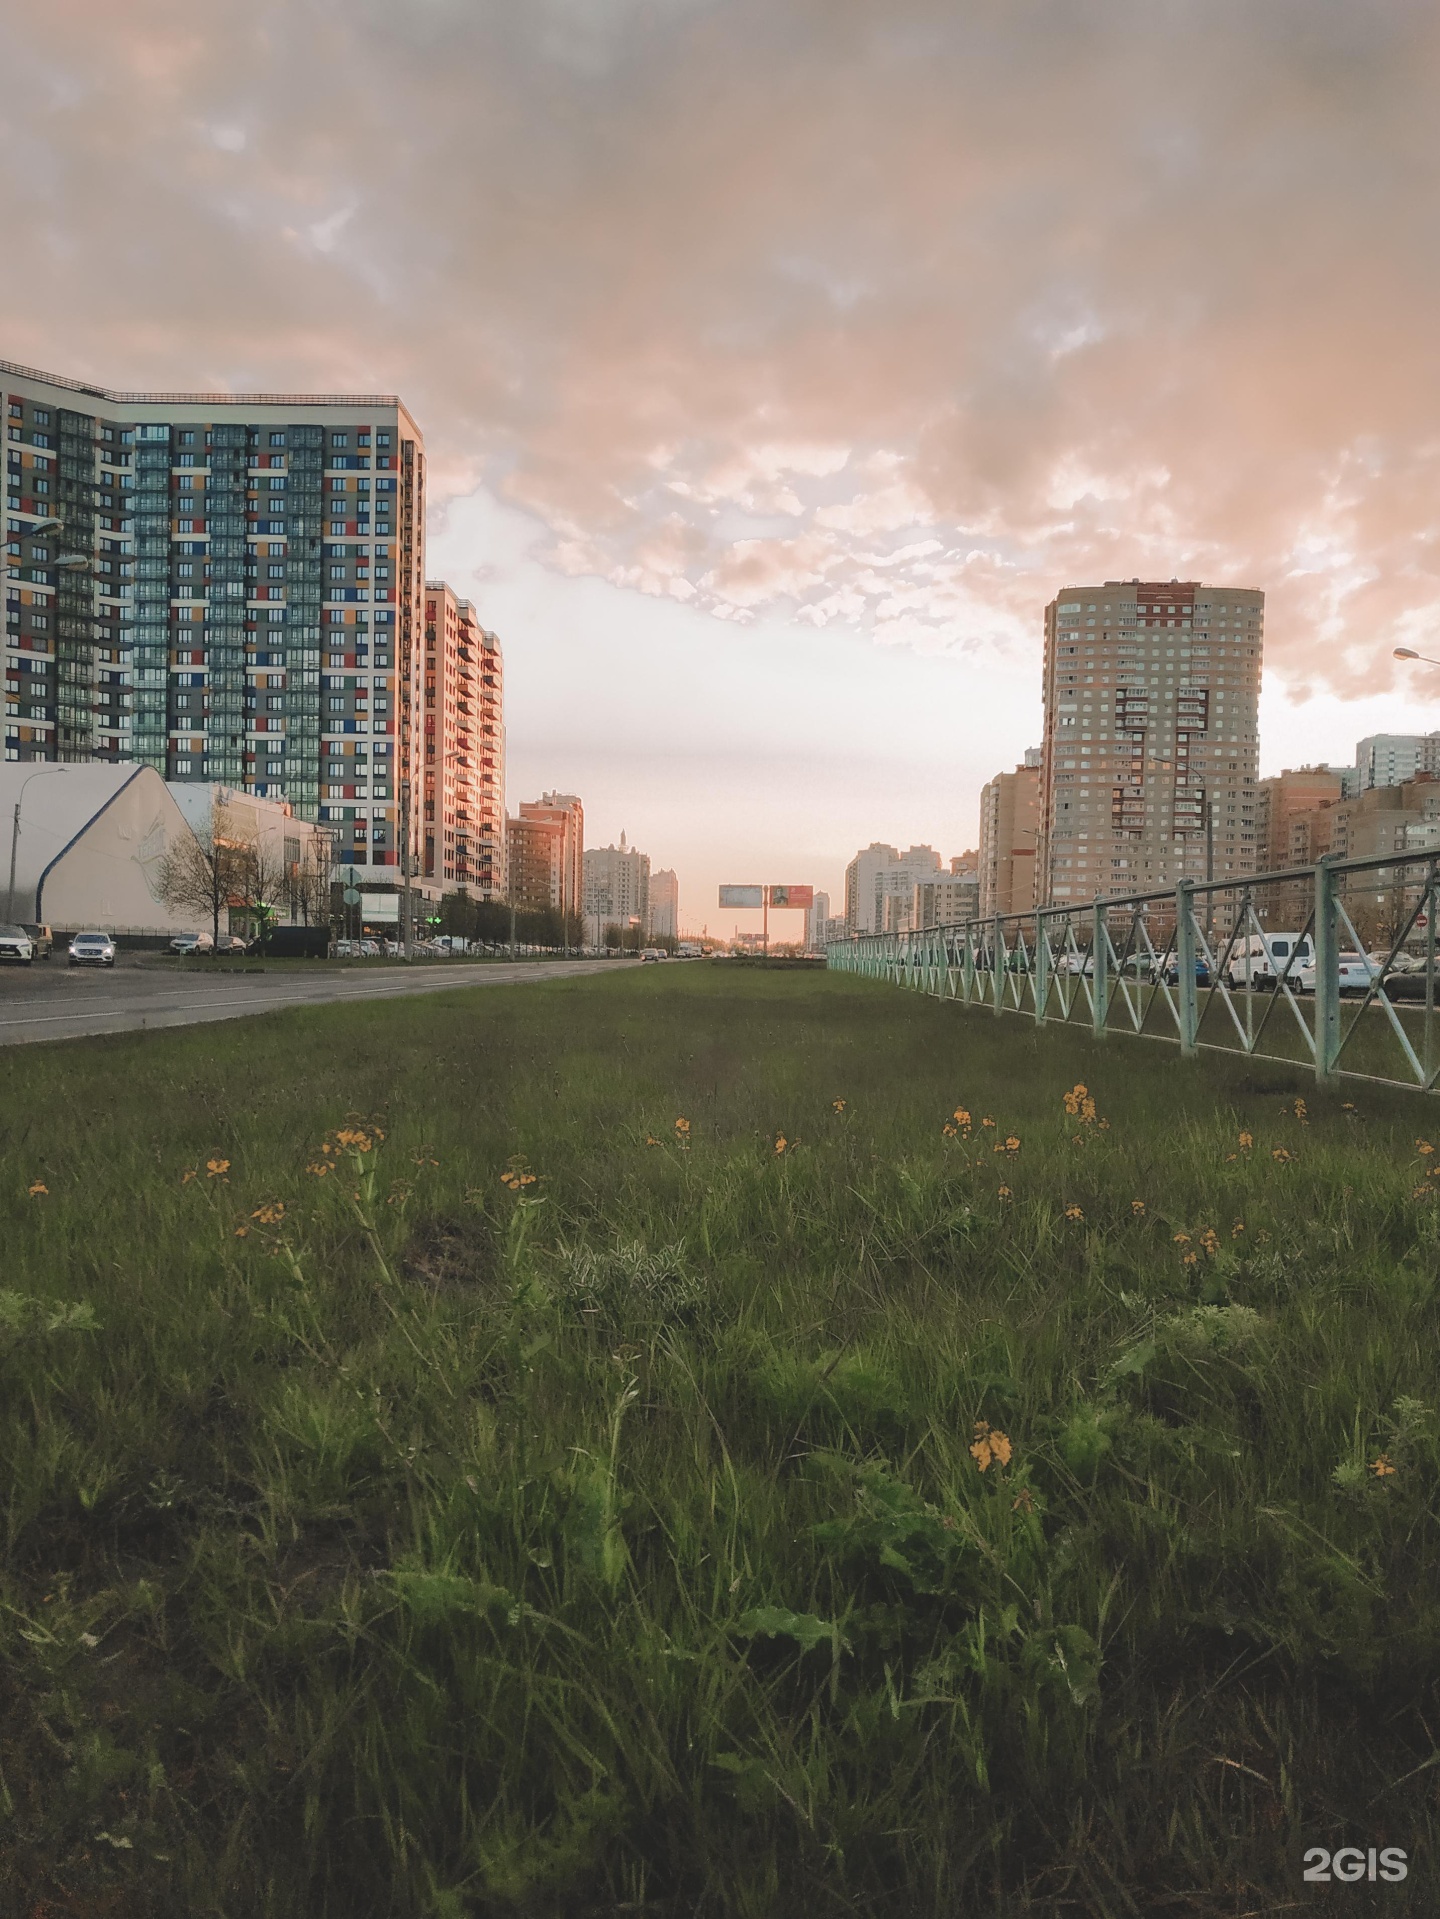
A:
[6,0,1440,928]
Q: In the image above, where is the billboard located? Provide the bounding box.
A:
[360,891,400,922]
[719,885,764,908]
[767,885,814,909]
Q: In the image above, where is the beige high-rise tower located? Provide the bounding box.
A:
[1037,580,1262,915]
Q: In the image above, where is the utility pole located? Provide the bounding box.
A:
[399,775,414,959]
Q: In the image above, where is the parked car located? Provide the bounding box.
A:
[170,931,215,955]
[0,923,35,965]
[642,947,664,962]
[1163,958,1212,987]
[21,922,52,960]
[1371,949,1423,975]
[1225,932,1312,990]
[68,931,116,968]
[1294,951,1380,996]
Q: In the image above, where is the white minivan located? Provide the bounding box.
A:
[1225,932,1313,990]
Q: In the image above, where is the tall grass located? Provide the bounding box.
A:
[1,965,1438,1915]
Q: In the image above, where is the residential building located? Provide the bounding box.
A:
[648,866,679,940]
[843,842,943,934]
[584,833,649,943]
[423,583,505,899]
[978,760,1040,918]
[1355,734,1440,791]
[4,357,427,892]
[805,889,831,950]
[1254,767,1346,872]
[915,874,980,928]
[1037,580,1263,913]
[507,791,583,917]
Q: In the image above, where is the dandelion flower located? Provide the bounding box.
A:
[206,1158,230,1179]
[953,1107,971,1128]
[1371,1455,1398,1478]
[674,1117,691,1135]
[1238,1131,1253,1150]
[1004,1136,1021,1153]
[774,1134,788,1155]
[981,1116,996,1129]
[27,1181,47,1198]
[970,1421,1013,1471]
[1064,1204,1084,1222]
[832,1098,846,1113]
[1418,1140,1435,1157]
[1131,1199,1146,1216]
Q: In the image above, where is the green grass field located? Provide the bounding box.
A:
[2,965,1438,1915]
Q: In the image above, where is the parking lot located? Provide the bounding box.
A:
[0,952,629,1047]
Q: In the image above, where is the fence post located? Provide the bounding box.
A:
[992,916,1004,1015]
[1314,858,1340,1084]
[1091,902,1109,1040]
[1175,883,1198,1056]
[1034,909,1049,1025]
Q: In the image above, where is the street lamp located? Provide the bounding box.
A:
[1394,647,1440,668]
[6,765,67,922]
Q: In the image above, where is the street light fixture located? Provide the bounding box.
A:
[1394,647,1440,667]
[6,765,67,922]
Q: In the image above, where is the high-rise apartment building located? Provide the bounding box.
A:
[648,867,679,940]
[4,359,427,888]
[806,890,831,950]
[1038,580,1263,909]
[843,843,943,934]
[507,792,583,917]
[423,583,505,898]
[1355,734,1440,791]
[584,834,649,943]
[978,760,1040,917]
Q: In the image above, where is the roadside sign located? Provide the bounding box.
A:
[343,887,361,905]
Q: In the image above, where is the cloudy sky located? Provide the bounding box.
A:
[6,0,1440,927]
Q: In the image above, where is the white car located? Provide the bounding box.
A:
[170,931,215,955]
[0,923,35,965]
[68,931,117,968]
[1294,951,1379,996]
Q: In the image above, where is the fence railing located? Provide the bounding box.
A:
[827,849,1440,1094]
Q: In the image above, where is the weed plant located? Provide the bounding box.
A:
[1,966,1438,1915]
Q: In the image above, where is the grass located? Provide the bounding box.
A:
[1,963,1439,1915]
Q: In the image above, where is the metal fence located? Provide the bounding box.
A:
[827,849,1440,1094]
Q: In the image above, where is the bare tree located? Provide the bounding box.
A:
[235,834,291,953]
[157,804,247,948]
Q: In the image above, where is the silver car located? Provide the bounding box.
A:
[0,923,35,965]
[68,931,117,968]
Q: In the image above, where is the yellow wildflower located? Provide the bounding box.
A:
[981,1116,996,1129]
[233,1225,249,1238]
[970,1421,1013,1472]
[1011,1486,1035,1514]
[27,1181,47,1198]
[1131,1199,1146,1215]
[1371,1455,1397,1478]
[1232,1220,1246,1237]
[774,1134,788,1155]
[206,1158,230,1179]
[1418,1139,1435,1157]
[1173,1230,1191,1244]
[1271,1146,1293,1164]
[1064,1204,1084,1222]
[674,1117,691,1135]
[251,1202,285,1226]
[181,1169,197,1185]
[832,1098,846,1113]
[997,1184,1012,1200]
[1200,1227,1220,1257]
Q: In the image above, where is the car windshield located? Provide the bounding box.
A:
[0,925,28,938]
[75,935,109,945]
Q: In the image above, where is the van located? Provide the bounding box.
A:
[1225,932,1312,990]
[21,922,52,960]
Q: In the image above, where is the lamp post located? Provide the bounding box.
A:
[6,766,67,922]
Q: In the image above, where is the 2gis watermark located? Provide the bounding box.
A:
[1303,1845,1408,1885]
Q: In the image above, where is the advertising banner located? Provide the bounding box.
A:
[767,885,814,909]
[360,892,400,922]
[719,885,764,908]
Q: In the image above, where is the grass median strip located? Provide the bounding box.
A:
[2,964,1438,1913]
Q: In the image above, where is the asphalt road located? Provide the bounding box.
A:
[0,956,634,1047]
